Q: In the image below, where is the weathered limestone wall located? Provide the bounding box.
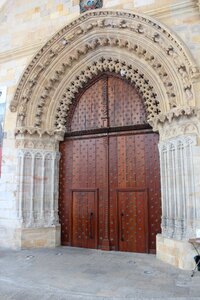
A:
[1,1,200,57]
[0,0,200,269]
[0,57,29,248]
[0,0,80,248]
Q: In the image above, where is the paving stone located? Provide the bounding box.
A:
[0,247,199,299]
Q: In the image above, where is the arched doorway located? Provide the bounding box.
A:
[59,74,161,253]
[9,9,199,268]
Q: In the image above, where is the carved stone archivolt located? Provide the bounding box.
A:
[10,9,200,135]
[50,57,161,129]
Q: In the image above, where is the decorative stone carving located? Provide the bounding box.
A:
[159,135,197,240]
[190,65,200,79]
[34,57,160,130]
[17,148,60,228]
[153,106,197,124]
[10,10,199,134]
[154,107,200,140]
[15,131,64,149]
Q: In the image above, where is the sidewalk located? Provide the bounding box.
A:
[0,247,199,299]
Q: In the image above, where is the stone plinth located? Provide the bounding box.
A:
[0,225,61,249]
[156,234,199,270]
[19,226,61,249]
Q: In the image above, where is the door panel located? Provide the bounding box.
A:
[59,136,108,248]
[117,189,148,253]
[68,75,147,134]
[69,78,108,132]
[144,133,161,252]
[108,77,147,127]
[109,133,148,252]
[71,189,98,248]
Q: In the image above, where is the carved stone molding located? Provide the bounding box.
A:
[41,57,160,129]
[9,9,199,135]
[146,0,200,18]
[17,148,60,228]
[159,135,197,240]
[157,107,200,140]
[15,128,65,145]
[15,137,59,152]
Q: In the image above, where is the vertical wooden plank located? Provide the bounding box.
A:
[108,77,146,128]
[108,135,118,249]
[144,133,161,252]
[70,79,106,131]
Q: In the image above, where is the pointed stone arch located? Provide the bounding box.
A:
[10,10,199,137]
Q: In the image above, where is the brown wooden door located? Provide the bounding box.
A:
[59,74,161,253]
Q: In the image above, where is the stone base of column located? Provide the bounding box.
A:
[18,226,61,249]
[0,225,61,249]
[156,234,198,270]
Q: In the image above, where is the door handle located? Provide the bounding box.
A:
[121,212,124,242]
[90,212,94,239]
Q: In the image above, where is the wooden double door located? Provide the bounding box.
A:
[59,75,161,253]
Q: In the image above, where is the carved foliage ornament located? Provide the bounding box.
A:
[18,36,172,129]
[52,57,160,130]
[31,35,179,129]
[10,10,200,133]
[157,107,200,141]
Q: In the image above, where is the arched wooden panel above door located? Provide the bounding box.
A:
[66,75,148,133]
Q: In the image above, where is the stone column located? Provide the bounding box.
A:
[157,128,200,269]
[14,132,61,248]
[158,135,197,240]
